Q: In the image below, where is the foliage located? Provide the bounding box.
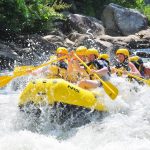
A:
[143,5,150,22]
[81,0,108,17]
[135,0,150,23]
[110,0,136,8]
[0,0,70,33]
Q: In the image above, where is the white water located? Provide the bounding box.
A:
[0,67,150,150]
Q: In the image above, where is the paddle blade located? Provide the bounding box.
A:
[0,76,14,88]
[0,76,11,80]
[145,79,150,86]
[103,81,119,100]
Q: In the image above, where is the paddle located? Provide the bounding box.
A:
[74,54,118,100]
[114,68,150,86]
[13,66,36,76]
[0,55,67,88]
[0,76,11,80]
[13,56,62,76]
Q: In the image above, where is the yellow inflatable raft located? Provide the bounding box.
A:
[19,78,107,112]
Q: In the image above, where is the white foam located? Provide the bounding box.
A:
[0,74,150,150]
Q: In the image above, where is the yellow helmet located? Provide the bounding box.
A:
[86,48,99,56]
[116,48,129,57]
[129,56,140,62]
[76,46,87,55]
[98,54,109,61]
[56,47,68,54]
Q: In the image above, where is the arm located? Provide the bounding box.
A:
[29,66,50,76]
[91,67,108,76]
[110,67,117,74]
[129,62,141,76]
[67,58,85,74]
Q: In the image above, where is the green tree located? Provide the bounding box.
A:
[135,0,150,22]
[0,0,70,33]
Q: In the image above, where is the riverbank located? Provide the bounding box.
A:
[0,3,150,70]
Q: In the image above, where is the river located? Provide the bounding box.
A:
[0,64,150,150]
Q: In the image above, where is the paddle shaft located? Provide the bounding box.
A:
[114,68,148,82]
[114,68,150,86]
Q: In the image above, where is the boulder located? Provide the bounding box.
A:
[0,41,20,70]
[43,35,64,47]
[145,0,150,4]
[64,38,74,48]
[67,14,105,36]
[102,3,148,36]
[0,42,18,59]
[68,32,87,42]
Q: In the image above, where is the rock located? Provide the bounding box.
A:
[95,39,113,50]
[0,42,18,59]
[136,28,150,40]
[67,32,93,47]
[67,14,105,36]
[0,34,59,69]
[43,35,64,47]
[0,9,150,70]
[73,37,113,52]
[102,3,148,36]
[0,41,20,70]
[43,35,65,43]
[64,38,74,48]
[99,30,150,49]
[68,32,86,42]
[74,35,93,46]
[145,0,150,4]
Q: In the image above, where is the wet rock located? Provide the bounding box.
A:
[95,39,113,51]
[0,42,18,59]
[136,28,150,40]
[0,41,20,70]
[67,14,105,36]
[0,34,58,69]
[102,3,148,36]
[99,29,150,49]
[145,0,150,4]
[64,38,74,48]
[68,32,86,42]
[43,35,65,44]
[17,34,57,65]
[67,32,93,47]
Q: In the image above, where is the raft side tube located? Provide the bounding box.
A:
[19,79,107,112]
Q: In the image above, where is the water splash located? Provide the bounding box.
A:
[0,64,150,150]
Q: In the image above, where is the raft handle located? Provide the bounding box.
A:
[37,92,46,95]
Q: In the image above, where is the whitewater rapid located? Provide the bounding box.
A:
[0,71,150,150]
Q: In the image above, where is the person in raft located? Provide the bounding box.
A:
[29,47,69,79]
[77,48,110,89]
[112,48,141,77]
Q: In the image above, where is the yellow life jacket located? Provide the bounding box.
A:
[46,61,68,79]
[67,71,80,83]
[115,58,131,77]
[129,56,144,76]
[67,65,90,83]
[116,67,127,76]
